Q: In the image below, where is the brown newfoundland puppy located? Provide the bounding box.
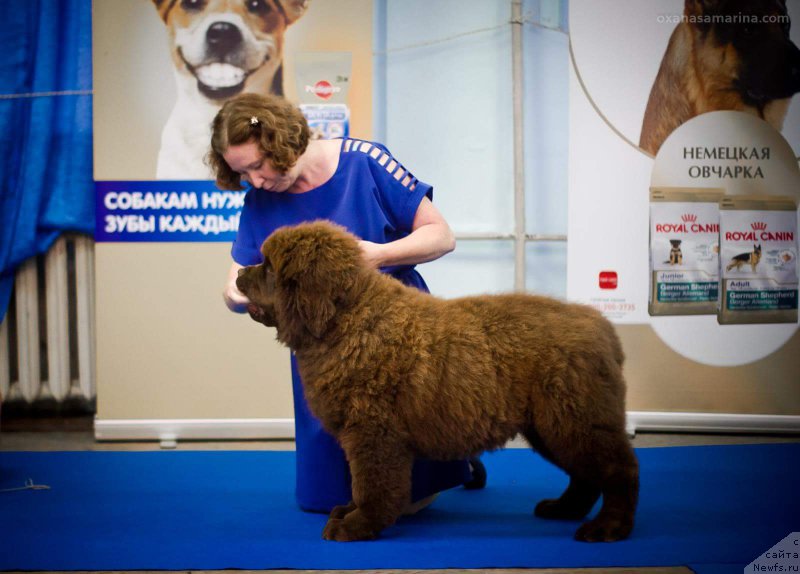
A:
[237,221,639,543]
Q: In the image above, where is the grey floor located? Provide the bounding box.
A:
[2,426,799,574]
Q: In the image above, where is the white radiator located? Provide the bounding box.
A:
[0,235,96,404]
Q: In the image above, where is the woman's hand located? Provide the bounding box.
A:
[223,262,251,313]
[358,240,386,268]
[224,281,251,313]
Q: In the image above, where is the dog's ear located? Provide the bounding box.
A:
[272,233,336,338]
[684,0,722,18]
[277,237,338,339]
[265,222,362,340]
[684,0,724,34]
[151,0,172,22]
[294,285,336,339]
[278,0,311,25]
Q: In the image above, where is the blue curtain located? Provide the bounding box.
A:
[0,0,93,324]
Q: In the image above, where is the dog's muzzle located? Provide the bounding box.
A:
[182,21,251,100]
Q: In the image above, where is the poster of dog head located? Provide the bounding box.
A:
[571,0,800,158]
[93,0,372,182]
[151,0,310,179]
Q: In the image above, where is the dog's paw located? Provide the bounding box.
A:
[329,502,357,520]
[574,517,633,543]
[534,498,590,521]
[322,516,378,542]
[322,518,346,541]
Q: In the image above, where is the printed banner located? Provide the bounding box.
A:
[568,0,800,369]
[93,2,368,243]
[95,181,245,242]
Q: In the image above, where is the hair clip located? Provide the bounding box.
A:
[250,116,259,126]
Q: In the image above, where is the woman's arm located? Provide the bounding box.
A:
[359,196,456,268]
[223,261,250,313]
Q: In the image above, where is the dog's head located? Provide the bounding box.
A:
[669,239,682,248]
[236,221,367,347]
[685,0,800,104]
[152,0,310,99]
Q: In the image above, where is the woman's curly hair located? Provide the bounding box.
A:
[206,93,310,190]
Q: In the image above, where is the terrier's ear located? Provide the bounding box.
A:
[151,0,172,22]
[278,0,311,25]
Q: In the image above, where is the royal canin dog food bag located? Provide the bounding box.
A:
[649,187,725,316]
[718,195,798,325]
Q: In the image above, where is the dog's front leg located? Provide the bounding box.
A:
[322,432,413,542]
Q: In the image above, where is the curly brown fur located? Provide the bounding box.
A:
[237,221,639,543]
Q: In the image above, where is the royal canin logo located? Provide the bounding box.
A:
[305,80,341,100]
[655,217,718,234]
[725,222,794,242]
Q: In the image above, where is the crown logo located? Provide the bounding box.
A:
[751,222,767,231]
[681,214,697,223]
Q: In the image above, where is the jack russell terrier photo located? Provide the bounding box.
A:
[151,0,310,179]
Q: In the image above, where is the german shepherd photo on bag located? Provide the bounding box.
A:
[640,0,800,155]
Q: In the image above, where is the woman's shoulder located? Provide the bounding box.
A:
[340,138,399,178]
[341,137,389,156]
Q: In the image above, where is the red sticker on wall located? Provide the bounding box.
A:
[599,271,618,290]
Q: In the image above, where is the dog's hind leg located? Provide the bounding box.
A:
[572,431,638,543]
[322,429,414,542]
[526,398,638,541]
[534,475,601,521]
[524,428,601,521]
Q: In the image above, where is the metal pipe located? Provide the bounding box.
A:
[372,0,388,142]
[511,0,526,291]
[453,233,567,242]
[455,233,515,241]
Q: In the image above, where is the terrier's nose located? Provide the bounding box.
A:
[206,22,243,54]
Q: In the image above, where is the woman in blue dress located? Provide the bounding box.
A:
[209,93,484,514]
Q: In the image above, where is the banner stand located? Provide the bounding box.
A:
[625,412,800,437]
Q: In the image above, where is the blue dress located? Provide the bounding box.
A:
[232,137,472,512]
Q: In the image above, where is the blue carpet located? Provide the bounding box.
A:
[0,444,798,572]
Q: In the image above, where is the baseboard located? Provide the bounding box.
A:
[94,412,800,444]
[94,418,295,442]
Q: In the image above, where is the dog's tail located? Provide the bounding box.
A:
[601,317,625,368]
[590,307,626,369]
[612,330,625,368]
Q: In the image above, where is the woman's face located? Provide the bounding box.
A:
[222,140,297,193]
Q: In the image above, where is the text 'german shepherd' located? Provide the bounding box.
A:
[641,0,800,155]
